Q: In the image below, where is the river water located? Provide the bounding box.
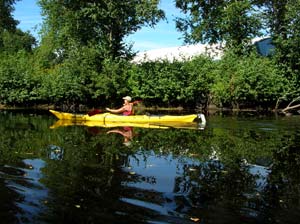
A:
[0,110,299,223]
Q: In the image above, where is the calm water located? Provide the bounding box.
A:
[0,110,300,224]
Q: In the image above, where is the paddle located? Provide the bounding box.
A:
[132,100,142,105]
[87,109,102,116]
[88,100,142,116]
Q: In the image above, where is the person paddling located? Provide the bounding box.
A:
[106,96,134,116]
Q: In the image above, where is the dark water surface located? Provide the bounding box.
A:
[0,110,300,223]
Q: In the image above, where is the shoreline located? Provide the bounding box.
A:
[0,104,289,115]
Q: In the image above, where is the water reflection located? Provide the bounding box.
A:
[50,119,205,130]
[0,159,48,223]
[107,127,134,147]
[0,111,300,223]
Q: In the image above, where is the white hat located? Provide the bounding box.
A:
[122,96,132,102]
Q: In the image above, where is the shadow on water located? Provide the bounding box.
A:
[0,110,300,223]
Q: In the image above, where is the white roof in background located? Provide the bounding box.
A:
[132,37,269,63]
[132,43,224,63]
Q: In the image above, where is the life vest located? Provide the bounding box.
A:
[122,103,134,116]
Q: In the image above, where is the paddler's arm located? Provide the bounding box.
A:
[106,107,125,114]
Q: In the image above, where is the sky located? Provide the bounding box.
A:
[13,0,184,52]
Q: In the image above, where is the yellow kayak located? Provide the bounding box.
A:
[49,109,206,124]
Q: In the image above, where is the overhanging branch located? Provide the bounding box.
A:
[282,96,300,113]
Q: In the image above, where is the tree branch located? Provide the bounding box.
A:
[282,96,300,113]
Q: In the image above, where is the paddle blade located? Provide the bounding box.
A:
[132,100,142,105]
[88,109,102,116]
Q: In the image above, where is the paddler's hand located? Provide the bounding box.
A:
[106,107,110,111]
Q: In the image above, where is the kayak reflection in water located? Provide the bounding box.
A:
[106,96,134,116]
[107,126,133,147]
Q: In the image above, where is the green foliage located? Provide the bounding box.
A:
[92,58,132,105]
[128,56,214,107]
[180,56,215,104]
[29,0,167,107]
[35,44,133,107]
[211,50,288,108]
[38,0,165,59]
[257,0,300,83]
[0,46,293,109]
[38,45,99,105]
[276,0,300,81]
[0,0,33,52]
[0,51,41,105]
[175,0,262,54]
[0,0,19,33]
[0,0,298,110]
[40,66,86,105]
[129,60,183,105]
[1,29,36,53]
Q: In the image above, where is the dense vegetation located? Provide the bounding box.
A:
[0,0,299,111]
